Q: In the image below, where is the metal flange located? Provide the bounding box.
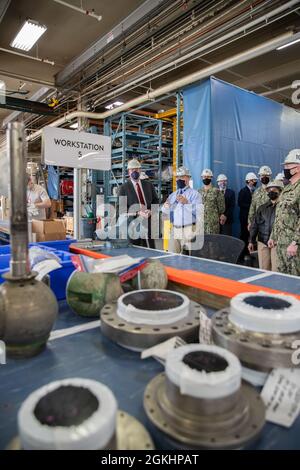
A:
[7,411,155,450]
[211,308,300,370]
[144,372,265,450]
[15,378,154,450]
[100,298,203,351]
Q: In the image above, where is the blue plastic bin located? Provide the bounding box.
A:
[0,243,76,301]
[37,239,76,252]
[0,239,76,255]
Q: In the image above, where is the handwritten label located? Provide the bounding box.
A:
[261,368,300,427]
[199,311,213,345]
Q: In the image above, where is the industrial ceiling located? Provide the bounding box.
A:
[0,0,300,134]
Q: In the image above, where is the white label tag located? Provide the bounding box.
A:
[199,311,213,345]
[261,368,300,427]
[141,337,186,364]
[34,259,62,281]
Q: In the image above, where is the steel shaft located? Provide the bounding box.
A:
[7,122,30,278]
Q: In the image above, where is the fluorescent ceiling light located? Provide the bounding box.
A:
[105,101,124,110]
[69,122,78,129]
[11,20,47,51]
[276,38,300,50]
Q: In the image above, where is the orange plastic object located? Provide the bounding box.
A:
[70,245,300,301]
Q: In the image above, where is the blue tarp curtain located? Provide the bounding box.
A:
[47,165,59,199]
[183,77,300,234]
[183,80,212,190]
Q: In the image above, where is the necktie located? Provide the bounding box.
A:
[136,182,146,207]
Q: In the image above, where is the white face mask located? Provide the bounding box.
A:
[218,182,227,190]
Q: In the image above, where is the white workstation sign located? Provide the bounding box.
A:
[43,126,111,170]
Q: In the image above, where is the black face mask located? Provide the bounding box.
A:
[252,181,258,188]
[284,168,296,181]
[131,171,140,181]
[176,179,186,190]
[203,178,211,186]
[268,191,279,201]
[261,176,270,185]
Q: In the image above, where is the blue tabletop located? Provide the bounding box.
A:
[1,300,300,450]
[1,245,300,450]
[84,245,299,297]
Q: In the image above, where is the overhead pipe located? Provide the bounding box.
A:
[80,0,298,102]
[261,84,293,96]
[0,69,54,87]
[91,2,300,107]
[56,0,177,85]
[27,31,297,142]
[53,0,102,21]
[80,0,249,96]
[0,47,55,65]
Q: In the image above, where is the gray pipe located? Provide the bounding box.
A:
[27,30,297,143]
[7,122,30,278]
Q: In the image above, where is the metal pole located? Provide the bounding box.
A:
[73,168,81,240]
[158,119,162,202]
[74,97,87,240]
[7,122,30,278]
[122,114,126,183]
[176,92,181,168]
[103,119,111,201]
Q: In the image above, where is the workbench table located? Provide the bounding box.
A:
[1,246,299,450]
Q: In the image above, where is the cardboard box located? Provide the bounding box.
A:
[63,216,74,233]
[31,219,66,241]
[35,232,66,242]
[49,200,64,219]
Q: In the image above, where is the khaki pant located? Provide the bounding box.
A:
[169,225,198,254]
[258,241,278,272]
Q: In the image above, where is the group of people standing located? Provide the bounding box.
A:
[238,149,300,276]
[118,149,300,276]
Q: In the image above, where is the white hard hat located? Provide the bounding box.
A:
[275,172,284,181]
[258,165,272,176]
[176,166,191,177]
[217,174,227,182]
[201,168,213,177]
[245,172,258,181]
[266,180,284,190]
[282,149,300,165]
[127,159,141,169]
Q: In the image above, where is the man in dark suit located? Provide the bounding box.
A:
[238,172,258,257]
[217,174,235,236]
[118,159,159,248]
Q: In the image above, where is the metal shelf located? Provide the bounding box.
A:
[113,131,158,141]
[104,112,173,202]
[112,147,160,156]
